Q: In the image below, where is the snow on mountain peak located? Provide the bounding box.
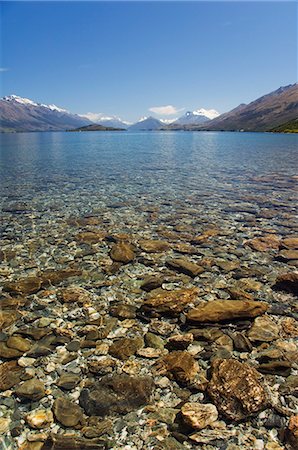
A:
[193,108,220,119]
[2,95,68,113]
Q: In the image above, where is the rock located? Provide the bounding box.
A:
[53,397,83,427]
[231,332,253,352]
[181,402,218,430]
[167,333,194,350]
[216,260,239,272]
[56,373,80,390]
[279,250,298,261]
[110,241,135,263]
[166,258,204,278]
[273,272,298,295]
[285,415,298,450]
[207,359,267,421]
[42,434,106,449]
[15,379,45,401]
[0,360,25,390]
[82,418,113,438]
[281,237,298,249]
[145,332,164,350]
[40,268,82,286]
[58,286,92,304]
[248,316,280,342]
[140,275,164,292]
[279,375,298,395]
[75,231,106,243]
[138,239,170,253]
[142,287,199,316]
[189,429,235,444]
[187,300,268,323]
[25,409,53,429]
[109,336,144,360]
[246,235,280,252]
[109,304,136,319]
[0,310,20,330]
[257,361,292,377]
[154,351,198,384]
[88,357,117,375]
[0,341,23,358]
[0,417,10,435]
[3,277,42,295]
[79,374,154,416]
[7,335,32,352]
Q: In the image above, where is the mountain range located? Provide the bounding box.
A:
[0,95,92,132]
[0,83,297,133]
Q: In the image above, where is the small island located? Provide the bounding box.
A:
[68,124,125,132]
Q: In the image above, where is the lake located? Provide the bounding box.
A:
[0,131,298,449]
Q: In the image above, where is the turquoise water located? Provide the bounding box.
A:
[0,131,297,248]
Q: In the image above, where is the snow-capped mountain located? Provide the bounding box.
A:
[0,95,92,132]
[173,108,220,126]
[128,116,163,131]
[81,112,130,129]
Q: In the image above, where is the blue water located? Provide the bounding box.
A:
[0,131,297,238]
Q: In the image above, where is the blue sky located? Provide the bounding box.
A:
[0,1,297,121]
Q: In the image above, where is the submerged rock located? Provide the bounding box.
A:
[109,336,144,360]
[154,351,199,384]
[110,241,135,263]
[141,287,199,316]
[25,409,54,429]
[166,258,204,278]
[273,272,298,295]
[79,374,154,416]
[3,276,42,295]
[207,359,267,421]
[53,397,84,427]
[138,239,170,253]
[15,379,46,401]
[181,402,218,430]
[187,299,268,323]
[248,316,280,342]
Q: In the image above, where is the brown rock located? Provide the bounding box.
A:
[53,397,83,427]
[187,300,268,323]
[26,409,53,429]
[0,341,23,359]
[273,272,298,295]
[154,351,198,384]
[248,316,280,342]
[246,235,280,252]
[142,287,199,316]
[166,258,204,278]
[109,304,136,319]
[140,275,164,292]
[109,336,144,360]
[58,285,92,304]
[7,335,32,352]
[207,359,267,421]
[216,260,239,272]
[42,434,106,450]
[279,249,298,261]
[75,231,106,243]
[285,415,298,450]
[257,361,292,377]
[40,268,82,286]
[181,402,218,430]
[79,374,154,416]
[0,360,25,391]
[3,277,42,295]
[110,242,135,263]
[167,333,194,350]
[15,378,45,401]
[0,310,20,330]
[56,373,80,390]
[138,239,170,253]
[281,237,298,249]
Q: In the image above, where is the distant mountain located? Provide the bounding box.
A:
[97,118,128,129]
[0,95,92,132]
[198,84,298,132]
[128,116,163,131]
[172,108,220,126]
[69,124,125,132]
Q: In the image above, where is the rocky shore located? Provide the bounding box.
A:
[0,170,298,449]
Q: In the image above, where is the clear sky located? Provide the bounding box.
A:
[0,1,297,121]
